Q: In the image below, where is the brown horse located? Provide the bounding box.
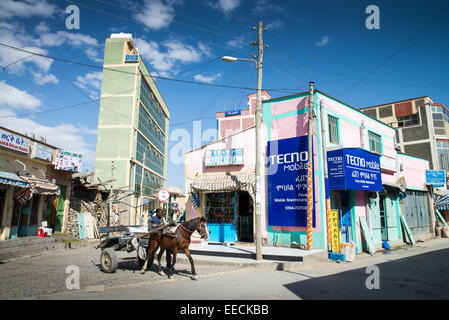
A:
[140,217,209,280]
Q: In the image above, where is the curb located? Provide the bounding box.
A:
[0,239,100,263]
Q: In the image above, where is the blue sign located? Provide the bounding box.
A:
[327,148,382,191]
[267,136,315,227]
[205,149,243,166]
[225,109,241,117]
[125,54,139,63]
[426,170,446,186]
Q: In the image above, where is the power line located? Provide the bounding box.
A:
[0,42,299,93]
[336,1,449,97]
[64,0,234,51]
[92,0,237,39]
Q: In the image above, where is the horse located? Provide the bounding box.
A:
[140,217,209,280]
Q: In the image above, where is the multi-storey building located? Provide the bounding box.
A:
[185,85,433,250]
[94,33,170,225]
[360,96,449,172]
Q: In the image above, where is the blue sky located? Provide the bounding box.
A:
[0,0,448,191]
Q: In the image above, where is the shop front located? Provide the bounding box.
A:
[9,177,60,238]
[190,172,255,243]
[327,147,393,250]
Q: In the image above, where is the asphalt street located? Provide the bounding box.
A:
[1,238,449,300]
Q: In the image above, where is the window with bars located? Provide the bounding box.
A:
[328,115,339,144]
[368,131,382,154]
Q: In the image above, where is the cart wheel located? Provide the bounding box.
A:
[137,245,147,267]
[100,248,118,273]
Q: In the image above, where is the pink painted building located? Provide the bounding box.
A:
[184,85,433,250]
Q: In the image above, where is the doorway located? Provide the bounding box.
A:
[237,191,253,242]
[339,191,352,243]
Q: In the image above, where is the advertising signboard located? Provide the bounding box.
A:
[55,149,83,172]
[329,209,341,253]
[0,128,30,154]
[205,149,244,166]
[327,148,382,191]
[266,135,315,227]
[425,170,446,187]
[32,142,53,162]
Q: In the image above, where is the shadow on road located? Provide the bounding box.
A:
[283,247,449,300]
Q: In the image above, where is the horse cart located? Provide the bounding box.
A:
[95,225,149,273]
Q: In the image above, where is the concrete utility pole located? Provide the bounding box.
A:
[221,21,265,260]
[254,21,264,261]
[306,82,315,249]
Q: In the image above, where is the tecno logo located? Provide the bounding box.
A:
[268,151,308,165]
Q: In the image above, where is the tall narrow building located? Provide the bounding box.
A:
[94,33,170,224]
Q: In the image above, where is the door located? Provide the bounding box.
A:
[18,200,32,237]
[369,193,382,244]
[404,191,430,235]
[385,194,399,241]
[339,191,352,243]
[379,195,388,241]
[55,186,65,233]
[237,191,253,242]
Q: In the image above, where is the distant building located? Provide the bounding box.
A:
[360,96,449,171]
[94,34,170,225]
[0,126,73,239]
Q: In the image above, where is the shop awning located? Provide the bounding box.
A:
[382,181,406,193]
[0,171,29,187]
[20,177,60,195]
[190,172,255,200]
[434,188,449,210]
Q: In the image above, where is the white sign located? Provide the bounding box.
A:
[0,128,30,154]
[205,149,244,166]
[157,189,170,202]
[32,142,53,162]
[380,156,396,172]
[55,149,83,172]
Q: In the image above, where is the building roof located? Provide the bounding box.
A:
[0,125,60,150]
[360,96,433,110]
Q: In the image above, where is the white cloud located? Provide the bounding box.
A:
[32,72,59,85]
[135,38,208,76]
[0,21,102,85]
[226,35,248,49]
[0,81,41,110]
[315,35,330,47]
[0,108,96,172]
[254,0,285,15]
[207,0,242,13]
[0,0,58,19]
[193,72,222,83]
[134,0,176,30]
[75,72,103,100]
[266,20,285,31]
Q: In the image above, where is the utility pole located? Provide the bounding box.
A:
[255,21,264,261]
[306,81,315,250]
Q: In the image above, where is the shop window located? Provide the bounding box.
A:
[205,192,235,224]
[328,115,339,144]
[11,200,20,227]
[368,131,382,154]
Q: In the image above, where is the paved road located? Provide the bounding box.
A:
[2,238,449,300]
[0,246,243,300]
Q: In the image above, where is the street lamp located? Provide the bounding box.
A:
[221,21,264,261]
